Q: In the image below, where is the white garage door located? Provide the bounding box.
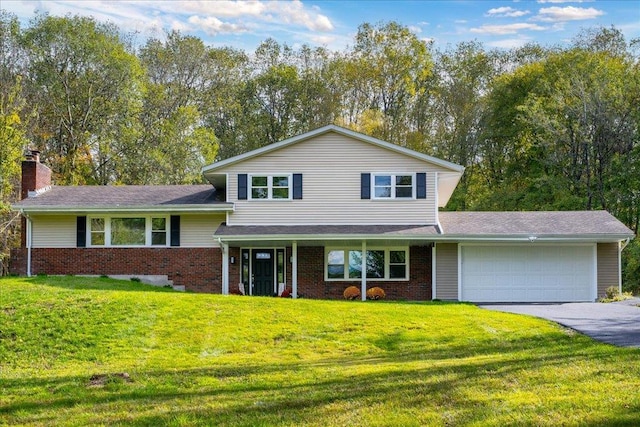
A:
[461,245,595,302]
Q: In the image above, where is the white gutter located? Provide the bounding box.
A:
[14,204,234,214]
[214,233,634,243]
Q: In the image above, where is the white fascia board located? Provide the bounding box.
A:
[216,233,633,243]
[202,125,465,174]
[217,233,437,243]
[438,234,634,243]
[16,204,234,214]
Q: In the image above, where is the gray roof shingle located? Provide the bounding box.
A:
[14,185,231,210]
[439,211,634,236]
[214,224,440,237]
[215,211,633,239]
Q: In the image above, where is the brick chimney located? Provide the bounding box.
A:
[21,150,52,199]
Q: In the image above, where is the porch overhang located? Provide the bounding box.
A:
[214,223,440,246]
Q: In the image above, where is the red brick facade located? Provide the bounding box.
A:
[292,245,432,300]
[9,247,222,293]
[10,244,433,300]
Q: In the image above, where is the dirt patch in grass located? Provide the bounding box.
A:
[88,372,133,387]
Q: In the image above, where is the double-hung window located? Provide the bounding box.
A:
[326,248,409,280]
[373,174,414,199]
[88,216,169,247]
[250,175,291,200]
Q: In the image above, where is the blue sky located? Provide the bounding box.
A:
[3,1,639,51]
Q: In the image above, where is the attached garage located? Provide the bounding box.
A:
[460,244,596,302]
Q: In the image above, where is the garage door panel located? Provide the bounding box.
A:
[461,245,594,302]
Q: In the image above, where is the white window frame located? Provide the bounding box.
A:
[87,215,170,247]
[248,174,292,201]
[325,247,409,281]
[371,173,416,200]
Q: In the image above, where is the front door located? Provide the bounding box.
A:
[252,249,274,296]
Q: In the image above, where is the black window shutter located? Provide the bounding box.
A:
[238,174,248,200]
[293,174,303,199]
[76,216,87,247]
[170,215,180,247]
[361,173,371,199]
[417,173,427,199]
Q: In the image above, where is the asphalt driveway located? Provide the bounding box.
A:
[480,298,640,348]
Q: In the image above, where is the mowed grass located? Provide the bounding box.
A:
[1,277,639,426]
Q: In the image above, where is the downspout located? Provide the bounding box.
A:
[24,212,32,277]
[621,238,630,251]
[434,172,443,234]
[619,238,631,293]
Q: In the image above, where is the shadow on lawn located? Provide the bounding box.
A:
[24,276,179,293]
[3,332,639,426]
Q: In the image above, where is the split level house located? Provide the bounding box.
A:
[10,125,635,302]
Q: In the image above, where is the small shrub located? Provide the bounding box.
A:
[100,275,109,279]
[366,287,386,300]
[599,286,634,302]
[605,286,619,299]
[130,277,141,283]
[343,286,361,300]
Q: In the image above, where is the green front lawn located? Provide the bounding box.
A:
[1,276,639,426]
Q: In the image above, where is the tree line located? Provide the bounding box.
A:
[1,12,638,290]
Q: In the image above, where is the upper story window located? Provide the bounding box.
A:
[250,175,291,200]
[88,216,168,247]
[373,174,414,199]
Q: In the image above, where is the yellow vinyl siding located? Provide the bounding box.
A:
[435,243,458,300]
[180,214,225,247]
[597,242,619,297]
[218,133,451,225]
[31,215,76,248]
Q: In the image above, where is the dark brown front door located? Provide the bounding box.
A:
[252,250,274,296]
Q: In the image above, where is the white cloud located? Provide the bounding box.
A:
[536,6,604,21]
[487,38,531,49]
[537,0,593,3]
[408,25,422,34]
[307,34,336,45]
[11,0,335,37]
[153,1,267,18]
[266,0,334,32]
[187,15,250,35]
[470,23,546,35]
[486,7,530,18]
[454,19,468,24]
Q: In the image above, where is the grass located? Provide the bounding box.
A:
[1,276,639,426]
